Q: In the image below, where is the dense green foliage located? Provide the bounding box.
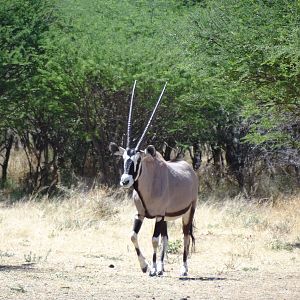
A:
[0,0,299,197]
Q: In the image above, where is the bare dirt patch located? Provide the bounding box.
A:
[1,194,300,299]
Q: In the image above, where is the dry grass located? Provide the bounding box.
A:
[0,187,123,263]
[1,190,299,266]
[194,195,300,273]
[0,190,299,299]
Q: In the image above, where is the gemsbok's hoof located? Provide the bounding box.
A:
[157,263,164,276]
[180,265,188,277]
[141,265,149,273]
[149,268,157,277]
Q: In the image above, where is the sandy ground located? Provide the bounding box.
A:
[0,200,300,300]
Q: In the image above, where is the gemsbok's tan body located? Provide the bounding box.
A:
[133,151,198,220]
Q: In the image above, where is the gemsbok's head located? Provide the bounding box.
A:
[109,81,167,188]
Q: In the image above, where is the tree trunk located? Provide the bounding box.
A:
[211,144,222,181]
[1,133,14,187]
[192,142,201,170]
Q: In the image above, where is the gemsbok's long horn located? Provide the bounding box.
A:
[135,82,168,151]
[127,80,137,148]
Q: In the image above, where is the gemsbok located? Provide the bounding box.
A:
[109,81,198,276]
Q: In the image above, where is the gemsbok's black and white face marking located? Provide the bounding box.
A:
[109,143,143,188]
[121,148,142,188]
[109,143,157,188]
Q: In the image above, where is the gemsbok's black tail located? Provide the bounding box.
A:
[190,220,196,253]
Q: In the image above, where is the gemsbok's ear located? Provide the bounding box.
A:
[109,142,125,156]
[145,145,156,157]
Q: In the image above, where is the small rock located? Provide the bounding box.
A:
[108,264,115,268]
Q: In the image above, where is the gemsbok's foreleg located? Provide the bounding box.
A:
[180,205,196,277]
[157,220,168,276]
[130,214,149,273]
[150,217,164,276]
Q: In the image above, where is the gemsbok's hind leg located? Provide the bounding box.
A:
[130,214,149,273]
[150,217,164,276]
[157,220,168,276]
[180,205,196,277]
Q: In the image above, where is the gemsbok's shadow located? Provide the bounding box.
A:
[290,242,300,249]
[0,263,36,272]
[179,276,226,281]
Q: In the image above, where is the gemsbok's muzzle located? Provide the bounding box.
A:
[120,174,134,188]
